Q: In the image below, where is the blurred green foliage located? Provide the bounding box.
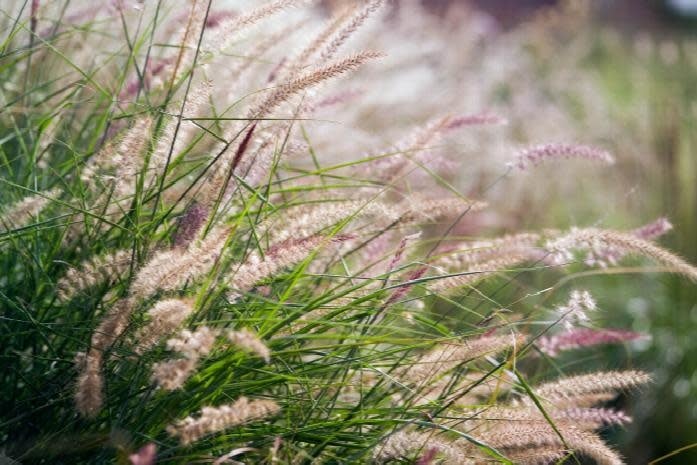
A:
[559,25,697,463]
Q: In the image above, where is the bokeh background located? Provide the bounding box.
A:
[321,0,697,463]
[427,1,697,463]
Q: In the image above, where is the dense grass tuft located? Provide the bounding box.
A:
[1,1,694,464]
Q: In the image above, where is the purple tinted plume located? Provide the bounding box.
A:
[385,266,427,305]
[386,232,421,274]
[538,328,647,356]
[633,217,673,240]
[173,202,210,249]
[129,443,157,465]
[446,112,506,129]
[416,447,439,465]
[510,143,615,170]
[30,0,40,34]
[205,10,235,28]
[585,217,673,267]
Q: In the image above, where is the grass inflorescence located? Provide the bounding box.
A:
[1,1,694,464]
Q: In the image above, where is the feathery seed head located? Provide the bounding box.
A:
[407,333,525,387]
[128,443,157,465]
[633,217,673,240]
[57,249,132,302]
[546,227,697,281]
[248,50,384,119]
[227,328,271,362]
[538,328,647,356]
[74,354,104,418]
[167,326,219,359]
[152,357,199,391]
[386,231,422,273]
[173,202,210,249]
[510,143,615,170]
[205,0,308,54]
[134,299,196,354]
[130,225,231,300]
[531,370,652,404]
[433,233,542,270]
[477,423,625,465]
[446,112,507,129]
[166,397,280,445]
[1,188,59,232]
[554,289,596,330]
[318,0,385,63]
[151,326,219,390]
[428,253,530,293]
[226,234,346,299]
[373,430,474,464]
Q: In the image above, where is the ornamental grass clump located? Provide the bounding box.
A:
[0,1,690,464]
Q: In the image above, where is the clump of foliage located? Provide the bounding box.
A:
[1,1,694,464]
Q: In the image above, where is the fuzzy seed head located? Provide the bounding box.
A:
[227,329,271,363]
[166,397,280,445]
[510,143,615,170]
